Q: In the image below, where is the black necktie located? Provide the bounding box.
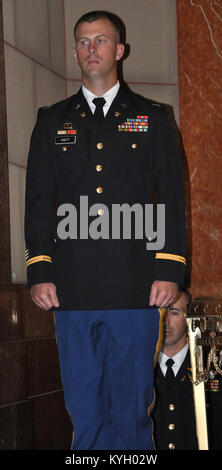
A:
[92,97,106,121]
[165,358,175,383]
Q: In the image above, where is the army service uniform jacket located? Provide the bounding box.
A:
[152,352,198,450]
[152,351,222,450]
[25,84,186,311]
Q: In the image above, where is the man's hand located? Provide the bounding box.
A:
[149,281,178,308]
[30,283,60,310]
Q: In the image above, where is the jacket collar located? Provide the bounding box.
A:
[67,82,137,123]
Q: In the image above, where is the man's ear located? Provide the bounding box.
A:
[116,43,125,61]
[73,47,79,64]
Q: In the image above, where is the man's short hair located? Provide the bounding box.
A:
[74,10,125,43]
[181,288,192,306]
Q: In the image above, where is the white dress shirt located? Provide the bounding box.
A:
[158,343,189,377]
[81,81,120,116]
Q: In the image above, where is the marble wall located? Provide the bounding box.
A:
[177,0,222,298]
[1,0,71,450]
[2,0,67,284]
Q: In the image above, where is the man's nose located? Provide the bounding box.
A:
[164,311,170,326]
[88,40,96,54]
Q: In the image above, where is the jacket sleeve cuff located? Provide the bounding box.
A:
[26,259,54,289]
[155,253,186,286]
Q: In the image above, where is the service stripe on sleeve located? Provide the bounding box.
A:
[155,253,186,265]
[26,255,52,267]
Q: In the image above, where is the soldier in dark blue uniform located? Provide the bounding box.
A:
[25,11,186,450]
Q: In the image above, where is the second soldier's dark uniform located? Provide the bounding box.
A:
[152,351,198,450]
[152,350,222,450]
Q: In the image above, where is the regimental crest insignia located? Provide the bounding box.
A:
[64,122,73,130]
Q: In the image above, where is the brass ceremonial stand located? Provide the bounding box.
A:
[186,297,222,450]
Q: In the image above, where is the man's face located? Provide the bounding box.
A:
[73,18,124,81]
[162,293,187,348]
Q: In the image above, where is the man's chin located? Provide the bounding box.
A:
[162,335,176,347]
[84,68,102,79]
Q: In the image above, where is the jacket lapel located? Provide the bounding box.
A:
[64,88,93,131]
[104,83,137,129]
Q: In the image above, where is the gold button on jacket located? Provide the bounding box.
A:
[96,186,103,194]
[169,404,175,411]
[168,423,175,431]
[97,142,104,150]
[97,209,104,216]
[168,443,175,450]
[96,164,103,172]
